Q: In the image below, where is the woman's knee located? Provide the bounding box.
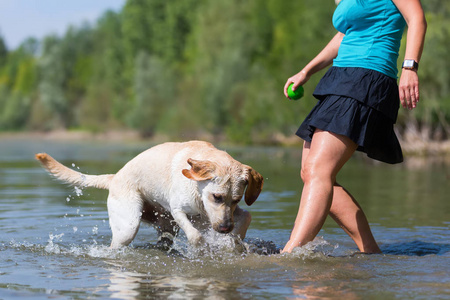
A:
[300,161,316,184]
[301,159,335,184]
[300,166,308,183]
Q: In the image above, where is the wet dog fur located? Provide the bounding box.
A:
[35,141,264,248]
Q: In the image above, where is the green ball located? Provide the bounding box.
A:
[287,84,304,100]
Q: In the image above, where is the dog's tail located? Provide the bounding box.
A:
[35,153,113,190]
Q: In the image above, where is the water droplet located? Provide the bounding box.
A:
[74,186,83,197]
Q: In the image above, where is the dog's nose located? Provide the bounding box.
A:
[217,223,233,233]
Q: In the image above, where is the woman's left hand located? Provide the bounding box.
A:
[399,69,420,110]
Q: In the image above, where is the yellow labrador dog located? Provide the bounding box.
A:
[35,141,264,248]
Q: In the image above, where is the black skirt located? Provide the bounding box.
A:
[296,67,403,164]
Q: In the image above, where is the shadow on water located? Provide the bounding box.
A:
[381,240,450,256]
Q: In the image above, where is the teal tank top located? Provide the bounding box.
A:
[332,0,406,78]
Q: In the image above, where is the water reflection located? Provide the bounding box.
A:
[105,266,242,300]
[279,252,371,299]
[290,282,360,300]
[403,155,450,170]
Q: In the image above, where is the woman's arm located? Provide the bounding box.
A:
[284,32,344,98]
[393,0,427,110]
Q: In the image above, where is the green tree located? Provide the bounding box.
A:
[38,24,96,128]
[0,39,37,129]
[0,34,7,67]
[128,51,175,136]
[184,0,256,133]
[38,35,69,128]
[121,0,200,62]
[77,10,126,130]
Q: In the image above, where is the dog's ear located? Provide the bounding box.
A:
[244,166,264,206]
[182,158,216,181]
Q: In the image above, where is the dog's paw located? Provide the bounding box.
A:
[187,231,205,246]
[193,235,206,247]
[231,235,248,254]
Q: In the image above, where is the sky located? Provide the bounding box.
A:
[0,0,126,50]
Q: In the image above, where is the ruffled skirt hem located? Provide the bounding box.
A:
[296,94,403,164]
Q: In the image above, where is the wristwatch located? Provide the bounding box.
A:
[402,59,419,71]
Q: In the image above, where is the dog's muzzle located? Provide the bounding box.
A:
[215,222,234,234]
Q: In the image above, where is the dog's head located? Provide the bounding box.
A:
[182,158,263,234]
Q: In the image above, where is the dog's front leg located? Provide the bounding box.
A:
[171,210,204,245]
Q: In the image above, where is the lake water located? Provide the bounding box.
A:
[0,137,449,299]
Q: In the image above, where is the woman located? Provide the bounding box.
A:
[282,0,427,253]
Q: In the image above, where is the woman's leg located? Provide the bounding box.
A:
[283,129,358,253]
[283,129,381,253]
[329,184,381,253]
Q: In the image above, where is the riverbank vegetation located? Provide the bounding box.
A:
[0,0,448,151]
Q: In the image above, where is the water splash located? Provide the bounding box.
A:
[9,228,338,265]
[165,229,282,260]
[92,226,98,235]
[45,233,65,254]
[9,237,128,260]
[285,237,342,259]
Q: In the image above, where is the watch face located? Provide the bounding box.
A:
[404,60,414,68]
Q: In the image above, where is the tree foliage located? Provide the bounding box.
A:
[0,0,448,143]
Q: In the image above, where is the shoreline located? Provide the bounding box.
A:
[2,129,450,157]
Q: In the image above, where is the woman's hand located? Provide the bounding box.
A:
[284,70,310,99]
[399,69,420,110]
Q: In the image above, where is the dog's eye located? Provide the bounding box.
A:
[213,194,224,203]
